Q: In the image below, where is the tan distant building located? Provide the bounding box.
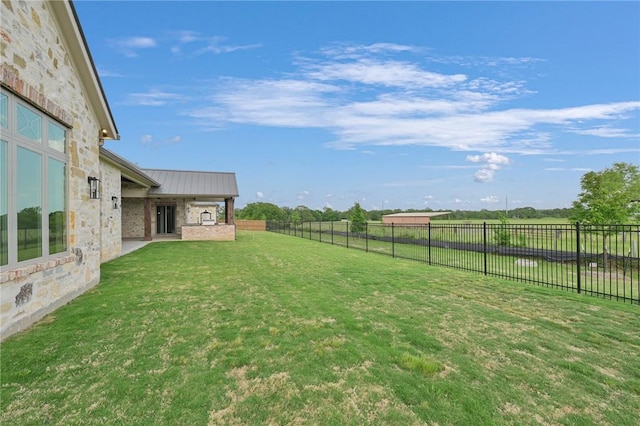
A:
[382,212,451,226]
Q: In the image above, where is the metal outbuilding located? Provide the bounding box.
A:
[382,212,451,225]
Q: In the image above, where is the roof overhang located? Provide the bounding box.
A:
[100,147,159,188]
[49,0,119,141]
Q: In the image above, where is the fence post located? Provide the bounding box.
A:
[392,223,395,258]
[428,222,432,265]
[331,221,334,245]
[319,221,322,243]
[309,221,312,240]
[366,222,369,252]
[347,222,350,248]
[483,222,488,276]
[576,222,581,294]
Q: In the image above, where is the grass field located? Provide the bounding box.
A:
[1,231,639,425]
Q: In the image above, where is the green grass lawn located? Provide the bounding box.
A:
[2,231,639,425]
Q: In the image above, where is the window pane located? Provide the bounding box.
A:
[48,159,66,254]
[0,140,7,266]
[0,93,7,129]
[48,122,66,153]
[17,103,42,142]
[17,147,42,261]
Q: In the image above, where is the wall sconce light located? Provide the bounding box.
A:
[112,196,119,209]
[98,128,108,146]
[88,176,101,199]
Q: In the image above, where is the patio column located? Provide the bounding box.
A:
[225,197,235,224]
[144,198,152,241]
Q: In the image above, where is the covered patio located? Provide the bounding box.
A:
[100,147,239,244]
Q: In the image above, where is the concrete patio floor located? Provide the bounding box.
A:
[121,236,180,256]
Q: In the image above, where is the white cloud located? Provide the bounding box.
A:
[125,90,184,106]
[167,136,181,144]
[197,39,262,55]
[304,58,467,88]
[481,195,500,203]
[181,43,640,158]
[141,134,153,144]
[108,36,156,57]
[97,67,123,78]
[256,191,264,199]
[296,190,310,200]
[466,152,510,165]
[570,126,640,138]
[474,168,496,183]
[467,152,511,183]
[169,32,261,56]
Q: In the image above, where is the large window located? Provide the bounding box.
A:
[1,89,68,267]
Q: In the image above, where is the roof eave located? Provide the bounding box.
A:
[49,0,119,141]
[99,147,160,187]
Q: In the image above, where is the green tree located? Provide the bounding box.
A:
[236,202,286,221]
[349,202,367,234]
[569,162,640,268]
[570,162,640,225]
[321,206,340,221]
[493,213,512,246]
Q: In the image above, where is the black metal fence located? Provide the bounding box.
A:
[267,221,640,304]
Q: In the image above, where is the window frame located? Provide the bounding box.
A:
[1,88,69,268]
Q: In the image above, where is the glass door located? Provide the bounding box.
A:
[156,205,175,234]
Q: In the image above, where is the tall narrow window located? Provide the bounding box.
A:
[0,93,7,128]
[17,147,42,261]
[3,89,67,267]
[0,140,7,266]
[49,159,66,254]
[48,122,66,153]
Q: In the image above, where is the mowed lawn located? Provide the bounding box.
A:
[2,232,639,425]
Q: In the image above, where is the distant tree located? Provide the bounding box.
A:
[236,202,286,221]
[290,210,302,222]
[321,207,341,222]
[293,205,318,222]
[349,202,368,234]
[17,206,41,229]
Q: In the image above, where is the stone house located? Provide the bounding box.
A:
[1,0,238,340]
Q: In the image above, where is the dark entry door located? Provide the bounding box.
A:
[156,205,175,234]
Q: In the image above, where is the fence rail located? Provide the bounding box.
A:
[267,221,640,304]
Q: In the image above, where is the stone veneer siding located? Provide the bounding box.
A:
[99,160,122,262]
[121,198,145,239]
[181,224,236,241]
[122,198,193,239]
[1,1,104,339]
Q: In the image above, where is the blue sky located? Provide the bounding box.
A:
[74,1,640,212]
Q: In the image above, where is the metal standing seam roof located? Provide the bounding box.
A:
[383,212,451,218]
[141,169,239,197]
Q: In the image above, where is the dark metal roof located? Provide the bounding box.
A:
[142,169,239,198]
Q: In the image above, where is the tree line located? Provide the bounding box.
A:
[237,163,640,225]
[235,203,574,222]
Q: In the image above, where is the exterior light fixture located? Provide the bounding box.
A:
[88,176,101,199]
[98,128,108,146]
[112,196,118,209]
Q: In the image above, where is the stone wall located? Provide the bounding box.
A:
[1,1,104,339]
[186,202,219,225]
[181,224,236,241]
[122,198,145,239]
[99,161,122,262]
